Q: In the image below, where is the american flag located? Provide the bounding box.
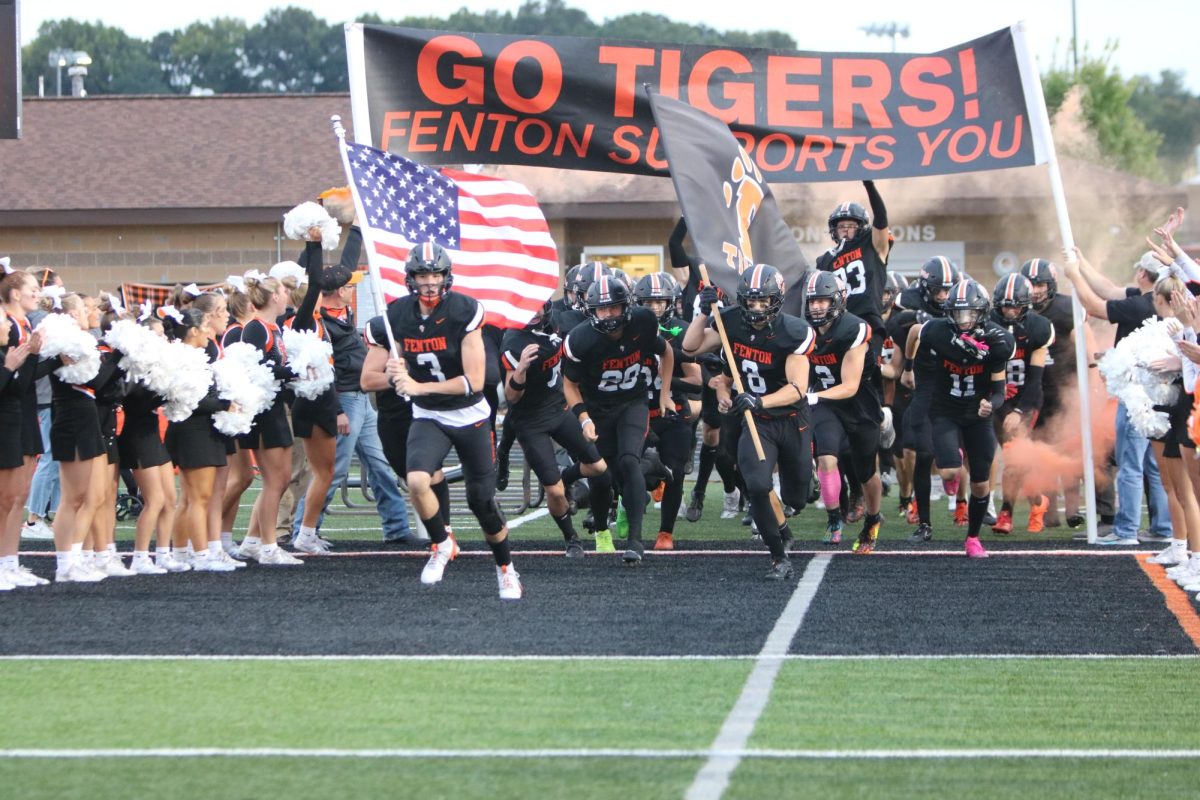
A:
[341,140,560,328]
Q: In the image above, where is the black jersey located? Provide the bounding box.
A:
[639,315,690,409]
[363,315,407,415]
[1039,293,1077,395]
[816,228,888,334]
[719,306,815,419]
[809,312,882,423]
[501,326,566,421]
[563,305,665,411]
[992,310,1054,405]
[919,318,1015,418]
[369,291,485,413]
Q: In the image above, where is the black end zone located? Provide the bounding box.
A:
[796,554,1199,655]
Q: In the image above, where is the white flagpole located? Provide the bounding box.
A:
[1012,21,1098,544]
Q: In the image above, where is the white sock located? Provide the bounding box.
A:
[133,550,150,560]
[193,550,209,562]
[299,525,316,538]
[220,531,233,548]
[1172,539,1187,555]
[56,551,73,570]
[106,543,118,554]
[71,543,83,553]
[1,555,17,570]
[156,546,170,558]
[261,543,278,555]
[208,542,223,557]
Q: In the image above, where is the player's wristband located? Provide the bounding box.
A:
[581,418,595,429]
[509,378,526,390]
[572,402,588,419]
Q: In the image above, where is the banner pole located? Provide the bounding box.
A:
[1012,21,1097,544]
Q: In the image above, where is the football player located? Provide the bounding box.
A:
[816,182,892,340]
[988,274,1054,534]
[382,243,522,599]
[634,273,702,550]
[914,279,1016,557]
[683,264,814,580]
[501,300,611,558]
[887,257,960,542]
[563,275,674,564]
[803,271,886,553]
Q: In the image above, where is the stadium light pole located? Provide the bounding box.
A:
[48,48,71,97]
[859,22,910,53]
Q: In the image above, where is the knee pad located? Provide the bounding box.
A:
[467,490,507,535]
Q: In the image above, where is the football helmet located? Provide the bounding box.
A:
[585,274,633,333]
[527,299,554,333]
[828,201,870,243]
[917,256,962,316]
[633,273,676,323]
[404,241,453,298]
[883,271,908,309]
[1019,259,1058,312]
[993,273,1032,323]
[803,270,846,328]
[945,279,991,332]
[570,262,611,312]
[737,263,785,327]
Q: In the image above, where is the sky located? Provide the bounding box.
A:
[16,0,1200,93]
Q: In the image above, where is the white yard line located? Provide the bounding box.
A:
[3,746,1195,760]
[686,554,833,800]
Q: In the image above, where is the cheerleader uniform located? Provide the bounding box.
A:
[48,370,107,463]
[165,365,231,470]
[117,382,169,470]
[287,244,339,439]
[236,317,294,450]
[2,314,46,463]
[93,346,126,465]
[0,322,29,469]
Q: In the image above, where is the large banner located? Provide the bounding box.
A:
[347,23,1043,182]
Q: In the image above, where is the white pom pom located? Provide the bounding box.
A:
[283,201,341,251]
[160,342,214,422]
[34,314,101,384]
[281,328,335,400]
[210,342,281,435]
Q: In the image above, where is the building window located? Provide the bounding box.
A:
[581,246,664,283]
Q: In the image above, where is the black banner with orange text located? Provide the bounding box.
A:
[350,24,1041,183]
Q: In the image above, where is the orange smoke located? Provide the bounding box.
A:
[1002,373,1116,497]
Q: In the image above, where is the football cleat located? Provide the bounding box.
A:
[823,515,843,545]
[909,523,933,543]
[992,509,1013,534]
[420,535,459,585]
[496,564,523,600]
[720,489,741,519]
[1027,495,1049,533]
[622,539,644,565]
[564,537,585,559]
[853,518,881,555]
[594,529,616,554]
[764,559,794,581]
[654,531,674,551]
[685,491,704,522]
[965,537,989,558]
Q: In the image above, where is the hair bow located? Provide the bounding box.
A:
[158,305,184,324]
[106,293,126,316]
[225,275,246,293]
[0,256,11,275]
[138,301,154,322]
[183,283,202,297]
[42,284,65,310]
[243,269,268,283]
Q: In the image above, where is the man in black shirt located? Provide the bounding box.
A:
[1064,248,1172,545]
[914,279,1015,557]
[987,274,1055,535]
[803,271,885,553]
[380,242,523,599]
[683,264,815,580]
[500,301,610,558]
[564,275,673,564]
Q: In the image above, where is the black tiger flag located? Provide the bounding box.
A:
[646,90,808,316]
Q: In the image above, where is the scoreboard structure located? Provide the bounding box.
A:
[1,0,19,140]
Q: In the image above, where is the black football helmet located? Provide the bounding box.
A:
[917,256,962,316]
[993,273,1032,323]
[405,241,453,298]
[570,262,611,312]
[634,272,675,323]
[803,271,846,328]
[737,263,785,327]
[828,201,870,243]
[883,271,908,309]
[945,279,991,332]
[609,268,634,293]
[585,274,633,333]
[563,264,583,304]
[1019,259,1058,312]
[526,299,554,333]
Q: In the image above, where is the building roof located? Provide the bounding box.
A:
[0,93,1182,227]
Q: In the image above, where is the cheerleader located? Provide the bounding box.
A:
[163,308,238,572]
[0,270,47,589]
[286,239,337,555]
[219,281,256,554]
[46,293,109,583]
[85,305,130,577]
[235,274,302,565]
[190,292,246,570]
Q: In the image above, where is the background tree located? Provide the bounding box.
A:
[1129,70,1200,183]
[153,19,253,95]
[243,7,344,93]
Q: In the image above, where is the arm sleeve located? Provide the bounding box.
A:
[669,217,690,268]
[1016,365,1045,413]
[195,384,232,414]
[35,355,64,379]
[340,226,363,270]
[863,180,888,230]
[1172,251,1200,286]
[290,242,324,333]
[988,375,1008,411]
